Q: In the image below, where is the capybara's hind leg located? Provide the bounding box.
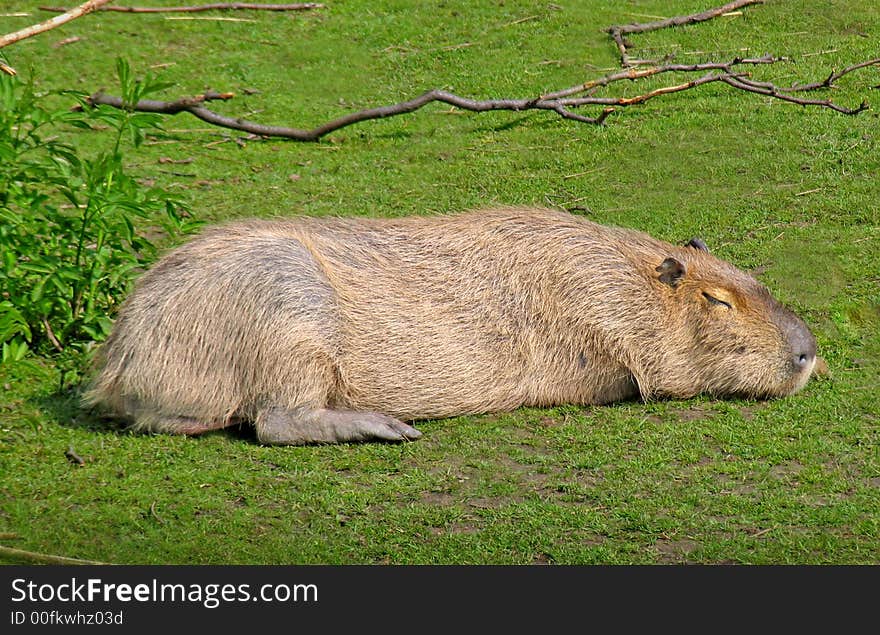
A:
[134,413,233,436]
[255,406,422,445]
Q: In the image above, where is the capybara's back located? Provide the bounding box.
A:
[85,207,817,445]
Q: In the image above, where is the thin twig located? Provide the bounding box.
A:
[0,0,113,50]
[608,0,764,67]
[39,3,324,13]
[0,544,107,565]
[0,533,18,540]
[503,15,539,27]
[801,49,838,58]
[158,156,195,164]
[41,317,64,352]
[52,35,82,47]
[164,16,256,22]
[149,501,165,524]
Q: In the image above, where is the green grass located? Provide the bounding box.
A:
[1,0,878,564]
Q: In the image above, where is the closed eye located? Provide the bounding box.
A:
[703,292,732,309]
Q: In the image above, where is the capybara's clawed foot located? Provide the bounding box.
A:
[255,406,422,445]
[350,412,423,443]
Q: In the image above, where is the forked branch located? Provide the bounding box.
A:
[541,55,779,100]
[720,76,869,114]
[772,58,880,92]
[608,0,764,67]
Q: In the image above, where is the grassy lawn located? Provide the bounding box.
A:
[0,0,878,564]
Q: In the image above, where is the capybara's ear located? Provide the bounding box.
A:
[685,237,710,253]
[656,257,685,287]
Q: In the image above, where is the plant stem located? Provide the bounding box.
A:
[71,200,93,320]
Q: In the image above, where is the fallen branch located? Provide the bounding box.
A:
[686,57,880,112]
[85,89,616,141]
[84,55,875,141]
[0,0,113,51]
[720,75,869,114]
[768,58,880,92]
[39,3,323,13]
[78,89,235,112]
[608,0,764,67]
[0,544,107,565]
[541,54,779,100]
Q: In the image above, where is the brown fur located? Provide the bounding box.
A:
[84,207,817,444]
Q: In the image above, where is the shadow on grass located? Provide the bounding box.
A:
[368,129,414,141]
[469,112,597,135]
[33,385,259,444]
[351,115,532,141]
[470,114,533,134]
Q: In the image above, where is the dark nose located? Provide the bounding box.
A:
[785,317,816,372]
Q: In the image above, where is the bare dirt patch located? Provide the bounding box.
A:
[647,404,714,425]
[716,474,757,496]
[768,460,805,481]
[467,497,502,509]
[675,405,713,423]
[655,538,701,563]
[420,491,455,506]
[738,403,768,421]
[495,453,553,486]
[430,522,480,536]
[414,450,557,509]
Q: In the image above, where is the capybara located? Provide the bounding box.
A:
[84,207,817,444]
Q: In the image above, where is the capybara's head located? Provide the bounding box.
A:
[643,238,817,400]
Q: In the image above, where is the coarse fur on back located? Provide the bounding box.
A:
[84,207,817,445]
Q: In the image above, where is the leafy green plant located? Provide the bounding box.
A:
[0,60,199,372]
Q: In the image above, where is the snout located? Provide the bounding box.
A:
[783,316,817,375]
